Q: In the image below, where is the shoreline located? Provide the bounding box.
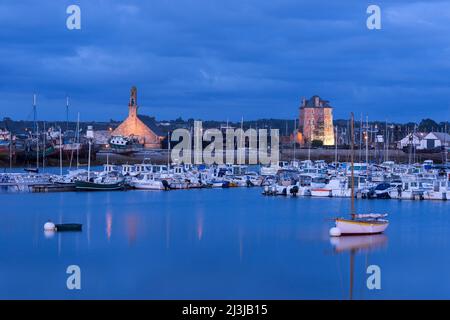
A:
[1,148,447,168]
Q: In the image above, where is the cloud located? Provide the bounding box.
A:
[0,0,448,122]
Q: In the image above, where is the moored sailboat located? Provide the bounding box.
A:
[330,113,389,236]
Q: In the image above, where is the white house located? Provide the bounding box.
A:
[398,132,427,150]
[420,132,450,150]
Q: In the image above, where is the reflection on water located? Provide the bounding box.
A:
[0,188,448,299]
[196,211,204,241]
[126,215,138,245]
[106,212,112,241]
[330,234,388,253]
[330,234,388,300]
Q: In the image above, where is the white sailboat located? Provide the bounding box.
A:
[330,113,389,236]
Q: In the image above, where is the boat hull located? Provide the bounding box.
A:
[335,218,389,235]
[311,188,332,197]
[132,182,165,190]
[75,180,124,191]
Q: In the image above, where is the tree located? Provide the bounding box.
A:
[418,119,438,132]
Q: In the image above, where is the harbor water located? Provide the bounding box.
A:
[0,187,449,299]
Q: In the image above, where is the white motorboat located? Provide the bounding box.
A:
[310,188,332,197]
[131,173,167,190]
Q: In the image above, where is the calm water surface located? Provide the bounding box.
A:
[0,187,449,299]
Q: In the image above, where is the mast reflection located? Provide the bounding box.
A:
[330,234,387,300]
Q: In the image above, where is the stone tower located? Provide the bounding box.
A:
[298,95,335,146]
[128,86,138,118]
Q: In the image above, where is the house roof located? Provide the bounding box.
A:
[403,132,427,140]
[426,132,450,142]
[137,115,165,137]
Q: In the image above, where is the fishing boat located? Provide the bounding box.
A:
[108,135,143,155]
[75,178,125,191]
[207,178,229,188]
[75,132,126,191]
[310,187,332,197]
[331,113,389,236]
[130,173,168,190]
[75,171,125,191]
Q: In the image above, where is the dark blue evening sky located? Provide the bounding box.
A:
[0,0,449,122]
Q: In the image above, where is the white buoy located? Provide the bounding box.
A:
[44,230,55,239]
[44,221,56,231]
[329,227,341,237]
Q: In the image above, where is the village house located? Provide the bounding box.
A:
[420,132,450,150]
[397,132,427,150]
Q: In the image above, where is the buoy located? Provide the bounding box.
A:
[44,221,56,231]
[44,230,55,239]
[329,227,341,237]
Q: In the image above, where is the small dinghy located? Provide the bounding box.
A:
[55,223,82,232]
[44,221,82,232]
[335,214,389,235]
[24,168,39,173]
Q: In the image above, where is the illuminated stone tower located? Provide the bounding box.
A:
[128,86,138,118]
[298,95,335,146]
[112,86,163,149]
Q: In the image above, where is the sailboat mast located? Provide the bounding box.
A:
[334,126,338,164]
[9,132,12,170]
[167,131,170,168]
[240,116,244,164]
[36,122,39,171]
[66,95,69,131]
[350,113,355,219]
[76,112,80,168]
[87,140,91,180]
[42,122,46,171]
[445,122,448,164]
[33,94,39,171]
[308,119,312,161]
[293,118,296,162]
[59,127,63,176]
[385,120,388,162]
[359,114,362,162]
[33,94,37,133]
[365,116,369,166]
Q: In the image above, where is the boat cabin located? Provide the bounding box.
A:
[135,163,153,174]
[103,164,118,173]
[122,164,137,176]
